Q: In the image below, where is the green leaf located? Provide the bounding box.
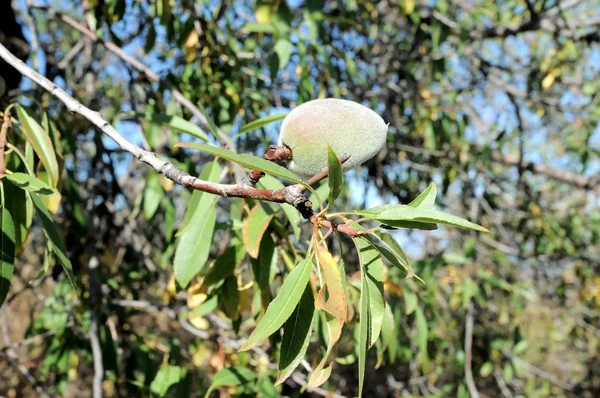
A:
[480,362,493,378]
[365,233,413,276]
[243,204,274,259]
[276,285,315,385]
[5,173,54,195]
[0,205,16,307]
[240,257,313,351]
[137,112,209,141]
[150,365,187,397]
[357,252,371,398]
[202,244,246,289]
[238,113,287,134]
[414,307,428,364]
[30,193,77,292]
[17,106,60,188]
[204,366,256,398]
[257,175,301,237]
[143,173,164,221]
[177,160,221,236]
[404,289,418,315]
[273,38,293,71]
[356,237,385,347]
[2,177,32,249]
[408,182,437,209]
[175,142,306,185]
[220,275,240,320]
[354,205,488,232]
[242,22,275,33]
[251,233,277,292]
[327,145,343,206]
[173,202,217,288]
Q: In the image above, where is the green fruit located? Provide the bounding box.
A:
[277,98,388,177]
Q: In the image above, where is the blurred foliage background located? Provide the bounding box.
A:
[0,0,599,397]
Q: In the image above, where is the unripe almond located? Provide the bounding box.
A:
[277,98,388,177]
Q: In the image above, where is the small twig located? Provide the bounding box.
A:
[1,308,51,398]
[0,113,10,176]
[494,370,514,398]
[501,348,573,391]
[464,302,480,398]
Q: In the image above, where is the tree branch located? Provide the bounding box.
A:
[0,43,365,237]
[396,144,599,193]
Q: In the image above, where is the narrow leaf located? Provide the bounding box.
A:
[30,193,77,291]
[204,367,256,398]
[327,145,343,206]
[150,365,187,397]
[408,182,437,209]
[414,306,429,365]
[354,205,488,232]
[0,206,16,307]
[137,112,209,141]
[177,160,221,236]
[308,243,346,387]
[251,233,277,292]
[175,142,306,184]
[357,252,371,398]
[17,106,59,188]
[5,173,54,195]
[202,244,246,289]
[240,258,313,351]
[174,203,217,288]
[276,285,315,385]
[143,173,164,220]
[257,175,301,237]
[239,113,287,134]
[356,238,385,347]
[243,204,274,259]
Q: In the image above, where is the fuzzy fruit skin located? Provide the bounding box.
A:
[277,98,388,177]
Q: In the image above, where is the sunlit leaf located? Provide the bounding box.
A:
[408,182,437,209]
[327,145,343,206]
[204,366,256,398]
[150,365,187,397]
[174,202,217,288]
[5,172,54,195]
[276,285,315,385]
[243,204,274,259]
[177,160,221,236]
[17,106,59,188]
[240,257,313,351]
[238,113,287,134]
[308,243,346,387]
[175,142,306,184]
[352,205,488,232]
[356,237,385,347]
[136,111,209,141]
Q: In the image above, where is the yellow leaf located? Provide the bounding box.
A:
[185,31,199,48]
[43,190,62,214]
[187,282,208,308]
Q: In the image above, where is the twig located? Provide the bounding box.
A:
[494,370,513,398]
[0,321,74,353]
[0,113,10,176]
[464,302,479,398]
[0,307,50,398]
[31,5,233,150]
[396,143,599,192]
[501,348,573,391]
